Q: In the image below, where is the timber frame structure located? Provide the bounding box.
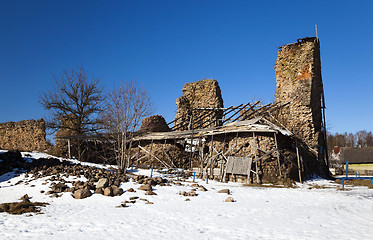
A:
[56,101,323,184]
[130,102,315,184]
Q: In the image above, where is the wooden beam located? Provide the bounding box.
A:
[138,145,171,168]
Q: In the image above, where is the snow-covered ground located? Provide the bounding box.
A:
[1,151,373,240]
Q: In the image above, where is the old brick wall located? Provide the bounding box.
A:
[274,37,324,156]
[174,79,224,130]
[0,119,50,151]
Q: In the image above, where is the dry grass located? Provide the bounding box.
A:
[242,183,288,189]
[335,179,373,189]
[0,201,49,215]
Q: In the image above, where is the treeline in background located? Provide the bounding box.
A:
[327,130,373,151]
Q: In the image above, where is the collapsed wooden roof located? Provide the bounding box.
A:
[132,116,292,141]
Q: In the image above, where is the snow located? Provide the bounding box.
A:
[1,152,373,239]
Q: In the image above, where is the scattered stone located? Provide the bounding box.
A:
[145,201,154,204]
[138,184,152,191]
[94,187,104,194]
[187,191,197,197]
[145,190,157,195]
[51,182,69,193]
[111,185,124,196]
[130,196,139,200]
[218,189,230,194]
[200,186,208,191]
[96,178,109,189]
[185,198,190,201]
[104,187,114,197]
[19,194,30,201]
[117,203,128,208]
[127,188,136,192]
[224,197,235,202]
[72,188,92,199]
[179,191,187,196]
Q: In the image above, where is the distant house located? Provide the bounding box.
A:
[340,147,373,175]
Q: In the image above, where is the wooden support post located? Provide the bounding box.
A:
[210,135,214,178]
[149,139,153,165]
[220,133,227,181]
[274,133,282,176]
[200,138,204,176]
[136,141,140,166]
[162,139,166,164]
[295,139,303,183]
[67,139,71,159]
[253,132,259,184]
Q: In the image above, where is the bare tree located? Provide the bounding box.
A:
[101,80,154,171]
[39,66,104,159]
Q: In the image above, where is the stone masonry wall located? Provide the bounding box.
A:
[175,79,224,130]
[274,38,324,157]
[202,133,300,184]
[0,119,50,151]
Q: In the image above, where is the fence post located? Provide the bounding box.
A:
[206,173,209,184]
[150,166,153,178]
[193,172,196,182]
[345,161,348,178]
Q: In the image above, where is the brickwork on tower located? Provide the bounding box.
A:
[274,37,325,165]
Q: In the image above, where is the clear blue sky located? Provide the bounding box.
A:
[1,0,372,135]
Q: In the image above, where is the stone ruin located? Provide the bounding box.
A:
[0,119,50,152]
[274,37,328,173]
[133,37,329,184]
[174,79,224,130]
[0,37,328,184]
[139,115,170,133]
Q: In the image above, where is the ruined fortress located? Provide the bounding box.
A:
[0,119,50,152]
[130,37,328,183]
[0,37,329,183]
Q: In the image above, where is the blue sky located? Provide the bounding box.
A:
[1,0,372,135]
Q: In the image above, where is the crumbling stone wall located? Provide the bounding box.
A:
[274,37,324,159]
[139,115,170,133]
[175,79,224,130]
[0,119,50,151]
[202,133,302,184]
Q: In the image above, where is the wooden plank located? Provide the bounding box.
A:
[226,156,252,175]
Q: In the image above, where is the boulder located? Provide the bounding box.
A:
[138,184,152,191]
[104,187,114,197]
[111,185,124,196]
[218,189,230,194]
[224,197,235,202]
[94,187,104,194]
[96,178,109,189]
[145,190,157,195]
[72,188,92,199]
